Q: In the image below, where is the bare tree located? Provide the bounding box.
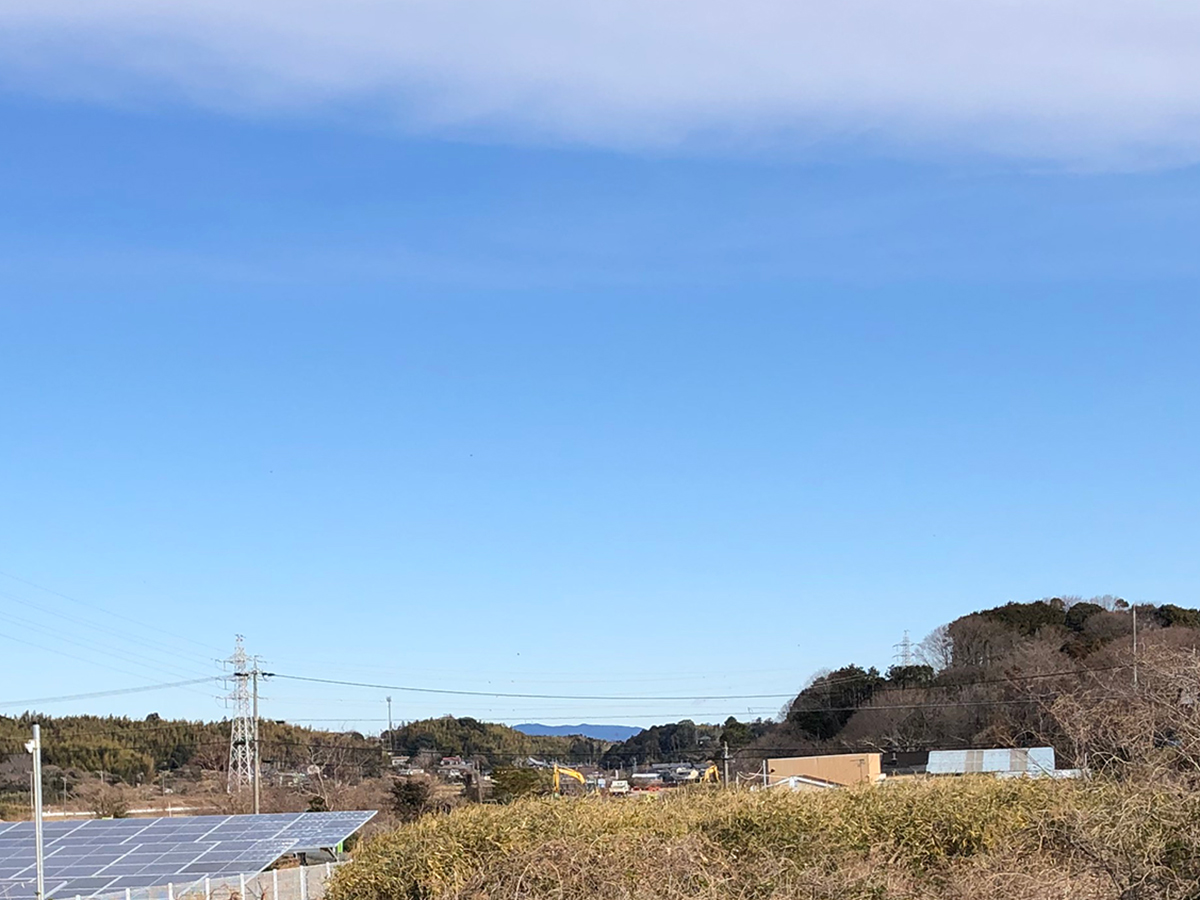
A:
[917,625,954,672]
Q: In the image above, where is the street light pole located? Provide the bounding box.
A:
[26,725,45,900]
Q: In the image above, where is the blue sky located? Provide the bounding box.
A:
[2,2,1199,731]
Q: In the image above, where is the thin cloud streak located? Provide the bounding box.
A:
[1,0,1199,165]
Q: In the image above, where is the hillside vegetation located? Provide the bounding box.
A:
[332,644,1200,899]
[384,717,605,768]
[328,779,1199,900]
[596,595,1200,768]
[760,596,1200,760]
[0,713,383,815]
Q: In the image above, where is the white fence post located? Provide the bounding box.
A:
[168,883,175,900]
[126,889,132,900]
[299,868,308,900]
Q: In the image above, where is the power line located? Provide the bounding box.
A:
[273,673,800,702]
[273,662,1132,705]
[0,587,222,670]
[2,605,219,686]
[0,677,225,709]
[0,568,226,655]
[0,630,221,695]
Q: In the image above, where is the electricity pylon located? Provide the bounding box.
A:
[225,636,256,794]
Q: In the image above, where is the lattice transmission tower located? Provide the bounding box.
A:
[224,636,256,793]
[893,630,915,666]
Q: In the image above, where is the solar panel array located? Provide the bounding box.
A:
[0,811,375,899]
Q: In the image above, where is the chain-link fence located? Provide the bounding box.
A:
[77,864,346,900]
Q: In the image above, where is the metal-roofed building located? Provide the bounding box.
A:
[926,747,1056,776]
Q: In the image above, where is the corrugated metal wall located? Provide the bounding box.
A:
[926,747,1055,775]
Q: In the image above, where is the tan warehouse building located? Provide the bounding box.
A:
[766,752,882,787]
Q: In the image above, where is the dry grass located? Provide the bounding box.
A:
[327,779,1164,900]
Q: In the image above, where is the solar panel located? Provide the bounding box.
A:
[0,811,375,899]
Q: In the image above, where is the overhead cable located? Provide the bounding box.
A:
[273,672,800,701]
[0,676,225,709]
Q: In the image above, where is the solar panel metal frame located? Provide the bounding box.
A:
[0,811,375,899]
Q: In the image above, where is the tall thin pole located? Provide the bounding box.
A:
[1133,607,1139,687]
[386,697,394,753]
[29,725,45,900]
[722,742,730,787]
[252,667,261,814]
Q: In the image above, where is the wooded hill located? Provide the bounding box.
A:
[0,714,381,799]
[8,595,1199,799]
[0,712,597,803]
[753,596,1200,760]
[384,716,606,767]
[596,596,1200,767]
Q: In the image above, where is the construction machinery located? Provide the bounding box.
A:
[553,764,587,794]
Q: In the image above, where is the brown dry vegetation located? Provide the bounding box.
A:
[329,646,1200,900]
[329,780,1179,900]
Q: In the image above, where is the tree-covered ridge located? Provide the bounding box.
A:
[385,716,606,767]
[0,713,379,787]
[749,596,1200,760]
[597,720,725,768]
[6,595,1198,797]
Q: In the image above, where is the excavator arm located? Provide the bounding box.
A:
[553,764,587,793]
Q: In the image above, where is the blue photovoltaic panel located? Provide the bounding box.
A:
[274,811,375,848]
[0,811,375,899]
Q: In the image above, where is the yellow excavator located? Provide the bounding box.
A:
[553,764,587,794]
[701,764,720,784]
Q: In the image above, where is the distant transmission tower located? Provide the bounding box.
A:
[225,636,255,794]
[893,630,915,666]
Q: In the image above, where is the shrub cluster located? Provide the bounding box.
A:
[327,779,1173,900]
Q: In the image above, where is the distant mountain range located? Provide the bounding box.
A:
[514,723,643,741]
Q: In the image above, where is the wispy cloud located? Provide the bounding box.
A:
[2,1,1198,165]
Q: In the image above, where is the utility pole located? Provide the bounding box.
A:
[386,696,394,754]
[722,741,730,787]
[26,725,45,900]
[1133,606,1139,687]
[252,666,262,815]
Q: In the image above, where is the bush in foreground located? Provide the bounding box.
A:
[328,777,1200,900]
